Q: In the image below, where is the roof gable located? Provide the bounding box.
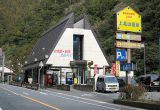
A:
[25,13,74,66]
[24,13,111,69]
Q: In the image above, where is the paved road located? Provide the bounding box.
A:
[42,88,120,103]
[0,83,145,110]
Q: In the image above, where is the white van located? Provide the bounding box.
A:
[96,75,119,92]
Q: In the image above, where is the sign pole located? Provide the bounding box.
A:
[38,61,44,89]
[126,47,131,85]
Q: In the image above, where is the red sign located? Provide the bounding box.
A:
[94,64,98,76]
[111,63,116,76]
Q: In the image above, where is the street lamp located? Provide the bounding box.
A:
[38,61,44,89]
[141,43,146,75]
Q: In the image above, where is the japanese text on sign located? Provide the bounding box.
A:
[116,41,141,49]
[53,49,72,58]
[116,6,142,33]
[116,33,141,41]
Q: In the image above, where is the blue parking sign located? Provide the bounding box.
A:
[116,49,127,61]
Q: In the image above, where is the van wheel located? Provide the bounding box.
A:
[96,87,99,92]
[102,88,105,93]
[148,87,152,92]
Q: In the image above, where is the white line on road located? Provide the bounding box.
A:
[0,107,2,110]
[48,93,120,110]
[0,86,60,110]
[39,92,48,95]
[81,93,92,97]
[43,90,145,110]
[0,87,19,96]
[22,92,29,95]
[92,92,119,96]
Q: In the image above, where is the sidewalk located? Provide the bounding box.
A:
[140,92,160,101]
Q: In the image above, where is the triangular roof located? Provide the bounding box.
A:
[23,12,110,69]
[23,13,74,69]
[76,15,111,66]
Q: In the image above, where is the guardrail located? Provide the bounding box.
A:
[50,84,71,91]
[9,82,39,90]
[73,84,94,92]
[9,82,22,87]
[24,83,39,90]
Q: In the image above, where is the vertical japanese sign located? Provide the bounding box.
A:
[94,64,97,76]
[111,63,116,76]
[116,61,120,76]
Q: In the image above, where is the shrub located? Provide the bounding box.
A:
[119,84,145,100]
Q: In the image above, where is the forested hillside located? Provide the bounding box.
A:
[0,0,159,75]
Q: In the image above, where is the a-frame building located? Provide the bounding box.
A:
[23,13,110,87]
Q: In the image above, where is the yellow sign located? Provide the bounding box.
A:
[116,61,119,76]
[116,41,141,49]
[117,6,142,33]
[74,78,78,84]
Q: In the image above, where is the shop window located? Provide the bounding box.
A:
[73,35,83,60]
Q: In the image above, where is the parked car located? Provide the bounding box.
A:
[137,74,160,92]
[96,75,119,93]
[117,77,137,88]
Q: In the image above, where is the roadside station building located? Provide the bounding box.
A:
[0,66,14,83]
[23,13,110,87]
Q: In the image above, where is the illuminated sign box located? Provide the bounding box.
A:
[116,33,141,41]
[116,41,141,49]
[116,6,142,33]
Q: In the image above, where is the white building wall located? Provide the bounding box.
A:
[0,67,13,73]
[46,28,109,76]
[46,28,73,66]
[73,28,109,76]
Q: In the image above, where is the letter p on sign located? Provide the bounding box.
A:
[117,52,122,59]
[116,49,126,61]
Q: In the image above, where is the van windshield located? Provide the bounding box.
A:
[105,77,118,83]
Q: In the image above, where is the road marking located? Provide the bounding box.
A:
[0,87,61,110]
[48,93,120,110]
[23,92,29,95]
[44,90,144,110]
[39,92,48,95]
[0,87,19,96]
[0,107,2,110]
[21,95,60,110]
[81,93,92,97]
[92,92,119,96]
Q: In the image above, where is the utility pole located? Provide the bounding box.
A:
[144,43,146,75]
[159,36,160,73]
[2,52,5,82]
[141,43,146,75]
[38,61,44,89]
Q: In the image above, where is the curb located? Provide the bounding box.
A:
[113,99,160,110]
